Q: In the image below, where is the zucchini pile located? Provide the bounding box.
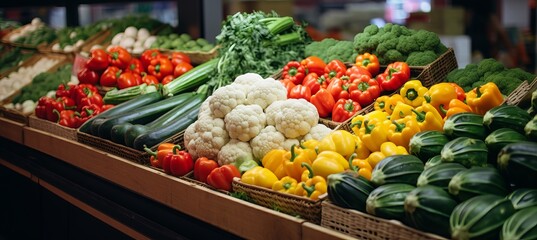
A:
[327,101,537,240]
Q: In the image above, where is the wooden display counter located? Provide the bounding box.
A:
[0,116,349,240]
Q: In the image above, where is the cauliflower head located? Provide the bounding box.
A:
[217,139,254,166]
[250,125,286,160]
[209,84,247,118]
[303,124,333,141]
[197,95,213,118]
[246,78,287,110]
[269,98,319,139]
[186,115,230,160]
[233,73,264,92]
[224,104,266,142]
[282,138,300,151]
[265,100,285,126]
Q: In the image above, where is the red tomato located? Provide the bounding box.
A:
[173,61,193,78]
[141,73,159,85]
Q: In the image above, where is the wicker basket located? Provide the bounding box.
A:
[181,171,230,194]
[232,178,325,224]
[321,201,447,240]
[0,106,31,124]
[28,114,78,141]
[76,129,185,165]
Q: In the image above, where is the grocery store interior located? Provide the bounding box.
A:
[1,0,536,240]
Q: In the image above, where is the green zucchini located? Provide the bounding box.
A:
[366,183,415,222]
[417,162,466,191]
[80,91,164,134]
[132,102,201,150]
[424,155,442,169]
[483,105,531,134]
[450,194,515,240]
[103,83,157,105]
[497,141,537,188]
[404,185,458,238]
[485,128,527,161]
[506,188,537,210]
[409,130,450,162]
[97,92,195,140]
[162,58,217,96]
[524,116,537,140]
[501,206,537,240]
[370,154,424,187]
[443,112,488,140]
[448,166,509,202]
[327,172,375,212]
[110,123,133,144]
[440,137,488,168]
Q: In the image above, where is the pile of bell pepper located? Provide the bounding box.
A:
[279,53,411,123]
[35,83,113,128]
[77,47,193,89]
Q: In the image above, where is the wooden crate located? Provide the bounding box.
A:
[28,114,77,141]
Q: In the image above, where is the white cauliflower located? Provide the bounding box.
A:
[183,122,196,149]
[232,73,264,92]
[217,139,254,166]
[265,100,285,126]
[250,125,286,160]
[197,95,213,118]
[270,98,320,139]
[185,115,230,160]
[282,138,300,151]
[224,104,266,142]
[209,84,247,118]
[303,124,333,141]
[246,78,287,110]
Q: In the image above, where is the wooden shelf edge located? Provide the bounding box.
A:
[0,117,25,144]
[302,222,356,240]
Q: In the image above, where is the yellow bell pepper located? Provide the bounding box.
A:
[423,82,458,117]
[390,102,415,120]
[353,134,370,159]
[400,80,428,107]
[350,111,388,135]
[301,139,319,154]
[272,176,298,194]
[366,142,408,168]
[412,103,444,132]
[241,166,279,189]
[283,145,314,181]
[386,94,404,115]
[261,149,287,179]
[294,175,327,200]
[374,95,390,112]
[349,153,373,180]
[466,82,504,115]
[441,98,473,120]
[301,162,314,182]
[317,130,357,158]
[311,151,348,179]
[387,116,421,149]
[359,119,390,152]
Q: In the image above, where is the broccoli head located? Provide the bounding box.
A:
[305,38,338,60]
[388,24,405,37]
[396,35,420,55]
[376,38,399,56]
[363,24,379,36]
[405,50,437,66]
[506,68,536,82]
[485,74,523,95]
[446,69,464,83]
[471,81,487,90]
[384,49,405,63]
[434,43,449,55]
[354,32,377,54]
[326,40,356,63]
[413,29,441,52]
[381,23,394,33]
[477,58,505,76]
[378,32,397,43]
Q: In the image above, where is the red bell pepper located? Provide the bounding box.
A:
[310,88,335,118]
[355,52,380,76]
[74,84,103,111]
[349,76,381,107]
[449,82,466,101]
[376,62,410,91]
[57,109,80,128]
[100,66,122,87]
[141,73,159,86]
[35,96,53,119]
[346,65,372,83]
[161,75,175,85]
[161,145,193,177]
[127,58,145,75]
[55,83,76,99]
[148,56,173,81]
[144,143,176,168]
[140,49,162,69]
[302,72,327,95]
[332,98,361,122]
[300,56,326,76]
[117,71,140,89]
[77,67,100,85]
[76,103,101,126]
[324,59,347,82]
[108,46,132,70]
[206,164,241,191]
[85,48,110,72]
[282,61,306,85]
[45,98,65,122]
[100,104,114,112]
[279,78,296,97]
[173,61,193,78]
[289,84,311,101]
[193,157,219,183]
[170,52,191,66]
[326,76,351,100]
[56,96,77,110]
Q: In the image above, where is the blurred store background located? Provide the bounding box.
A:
[0,0,535,72]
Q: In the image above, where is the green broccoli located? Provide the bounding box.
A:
[381,23,394,33]
[405,50,437,66]
[446,69,463,83]
[384,49,405,63]
[354,32,377,54]
[388,24,405,37]
[485,74,523,95]
[471,81,486,90]
[396,35,420,55]
[476,58,505,76]
[326,40,356,63]
[464,63,478,72]
[378,32,397,43]
[413,29,441,52]
[376,38,399,56]
[434,43,449,55]
[363,24,379,35]
[506,68,536,82]
[305,38,338,60]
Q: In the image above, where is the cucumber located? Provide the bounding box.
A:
[80,91,164,134]
[404,185,458,238]
[497,141,537,188]
[443,112,488,140]
[366,183,415,222]
[370,154,424,187]
[448,166,509,202]
[132,102,201,150]
[501,206,537,240]
[506,188,537,210]
[450,194,515,240]
[417,162,466,191]
[327,172,375,212]
[483,105,532,134]
[97,92,195,140]
[162,58,217,96]
[409,130,450,162]
[440,137,488,168]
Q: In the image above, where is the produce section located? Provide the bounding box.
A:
[2,10,537,240]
